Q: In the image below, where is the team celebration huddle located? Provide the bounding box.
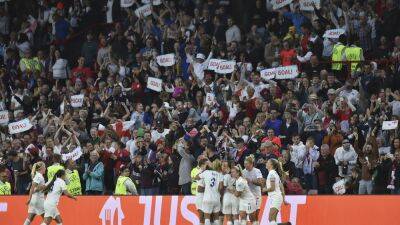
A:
[1,0,400,224]
[23,162,76,225]
[193,155,290,225]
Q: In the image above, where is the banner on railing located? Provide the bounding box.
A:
[0,196,399,225]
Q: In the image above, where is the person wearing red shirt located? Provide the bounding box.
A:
[280,40,296,66]
[262,128,282,148]
[71,56,94,84]
[112,142,131,175]
[333,97,356,122]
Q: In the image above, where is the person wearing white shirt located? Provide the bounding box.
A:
[242,155,263,225]
[265,159,291,225]
[198,160,223,225]
[232,166,256,225]
[226,17,241,44]
[302,138,320,190]
[24,162,46,225]
[334,139,358,177]
[338,82,360,106]
[221,162,239,225]
[150,121,170,143]
[41,169,76,225]
[186,47,213,82]
[289,135,306,177]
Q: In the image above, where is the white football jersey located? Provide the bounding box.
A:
[199,170,223,203]
[242,167,263,197]
[235,177,255,202]
[32,172,45,199]
[266,170,282,196]
[45,178,67,206]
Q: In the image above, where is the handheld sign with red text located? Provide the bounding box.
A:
[0,110,9,125]
[300,0,320,11]
[272,0,293,10]
[261,65,299,80]
[70,94,84,108]
[215,61,236,74]
[147,77,163,92]
[382,120,398,130]
[135,4,152,17]
[333,179,346,195]
[207,59,224,71]
[323,29,345,39]
[62,147,83,162]
[205,93,216,105]
[121,0,134,7]
[156,53,175,67]
[260,68,276,80]
[8,118,33,134]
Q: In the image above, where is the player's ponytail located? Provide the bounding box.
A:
[31,161,45,178]
[270,158,287,180]
[44,169,66,193]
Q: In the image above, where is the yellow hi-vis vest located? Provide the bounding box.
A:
[67,169,82,196]
[190,167,201,195]
[0,181,11,195]
[344,46,362,73]
[331,44,346,71]
[47,164,64,181]
[115,176,134,195]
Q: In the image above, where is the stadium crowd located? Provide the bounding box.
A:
[1,0,400,198]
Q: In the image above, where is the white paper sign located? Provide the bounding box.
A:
[142,0,162,5]
[147,77,163,92]
[323,29,345,39]
[62,147,83,161]
[237,62,253,72]
[0,111,9,125]
[300,0,320,11]
[207,59,224,71]
[260,65,299,80]
[206,93,215,105]
[70,94,84,108]
[8,118,33,134]
[272,0,293,10]
[382,120,398,130]
[135,4,152,17]
[215,61,236,74]
[121,0,134,7]
[156,53,175,67]
[333,179,346,195]
[260,68,276,80]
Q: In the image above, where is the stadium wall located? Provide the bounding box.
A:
[1,195,399,225]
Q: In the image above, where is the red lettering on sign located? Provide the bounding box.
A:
[11,124,26,130]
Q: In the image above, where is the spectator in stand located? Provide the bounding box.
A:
[83,151,104,195]
[334,139,358,178]
[315,144,337,194]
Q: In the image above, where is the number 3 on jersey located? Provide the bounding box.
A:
[210,177,216,187]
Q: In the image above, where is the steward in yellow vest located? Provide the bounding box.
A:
[190,166,201,195]
[66,169,82,196]
[47,154,64,181]
[191,158,209,195]
[0,167,11,195]
[114,166,137,195]
[331,34,348,71]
